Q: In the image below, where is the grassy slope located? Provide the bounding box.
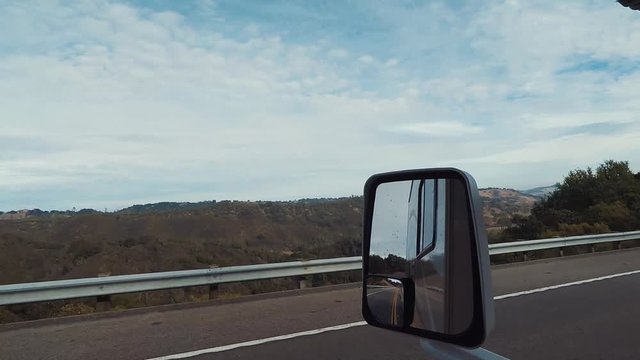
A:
[0,198,363,285]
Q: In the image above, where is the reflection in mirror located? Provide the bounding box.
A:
[365,177,475,336]
[365,275,413,328]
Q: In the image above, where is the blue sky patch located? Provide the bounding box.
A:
[559,56,639,77]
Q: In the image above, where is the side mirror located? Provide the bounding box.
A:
[362,168,494,348]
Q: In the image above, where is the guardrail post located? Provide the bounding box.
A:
[591,245,596,253]
[95,272,112,311]
[559,247,564,257]
[522,252,528,262]
[96,295,111,312]
[208,285,219,300]
[294,259,311,289]
[616,241,622,250]
[207,264,219,300]
[298,276,310,289]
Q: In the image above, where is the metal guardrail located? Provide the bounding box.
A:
[0,257,361,306]
[488,231,640,255]
[1,231,639,306]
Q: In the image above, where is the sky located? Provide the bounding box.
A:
[2,0,640,211]
[370,180,411,259]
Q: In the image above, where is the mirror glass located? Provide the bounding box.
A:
[365,177,475,335]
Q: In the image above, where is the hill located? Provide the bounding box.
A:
[0,192,540,322]
[0,190,538,286]
[0,198,363,286]
[116,201,218,215]
[0,208,99,220]
[521,185,558,198]
[478,188,538,228]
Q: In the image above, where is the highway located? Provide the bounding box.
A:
[2,248,640,360]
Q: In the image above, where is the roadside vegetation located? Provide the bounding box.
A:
[489,160,640,264]
[492,160,640,242]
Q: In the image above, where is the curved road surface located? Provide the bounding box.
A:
[2,248,640,359]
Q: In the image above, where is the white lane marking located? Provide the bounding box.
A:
[494,269,640,300]
[146,321,367,360]
[147,269,640,359]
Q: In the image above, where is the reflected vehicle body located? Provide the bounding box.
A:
[405,178,474,334]
[406,179,446,332]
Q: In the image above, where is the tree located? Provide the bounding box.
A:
[506,160,640,239]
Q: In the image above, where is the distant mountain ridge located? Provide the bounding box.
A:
[0,208,99,220]
[0,202,219,219]
[0,186,549,225]
[0,198,353,219]
[116,200,218,215]
[520,185,558,198]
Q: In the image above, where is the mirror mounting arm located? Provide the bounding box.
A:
[420,339,508,360]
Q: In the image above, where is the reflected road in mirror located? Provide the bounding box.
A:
[366,276,407,327]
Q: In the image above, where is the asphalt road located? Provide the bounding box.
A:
[2,248,640,360]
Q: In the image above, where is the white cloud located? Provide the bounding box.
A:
[522,111,639,130]
[384,58,399,67]
[458,131,640,165]
[358,55,375,64]
[328,48,349,59]
[391,122,483,136]
[1,0,640,210]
